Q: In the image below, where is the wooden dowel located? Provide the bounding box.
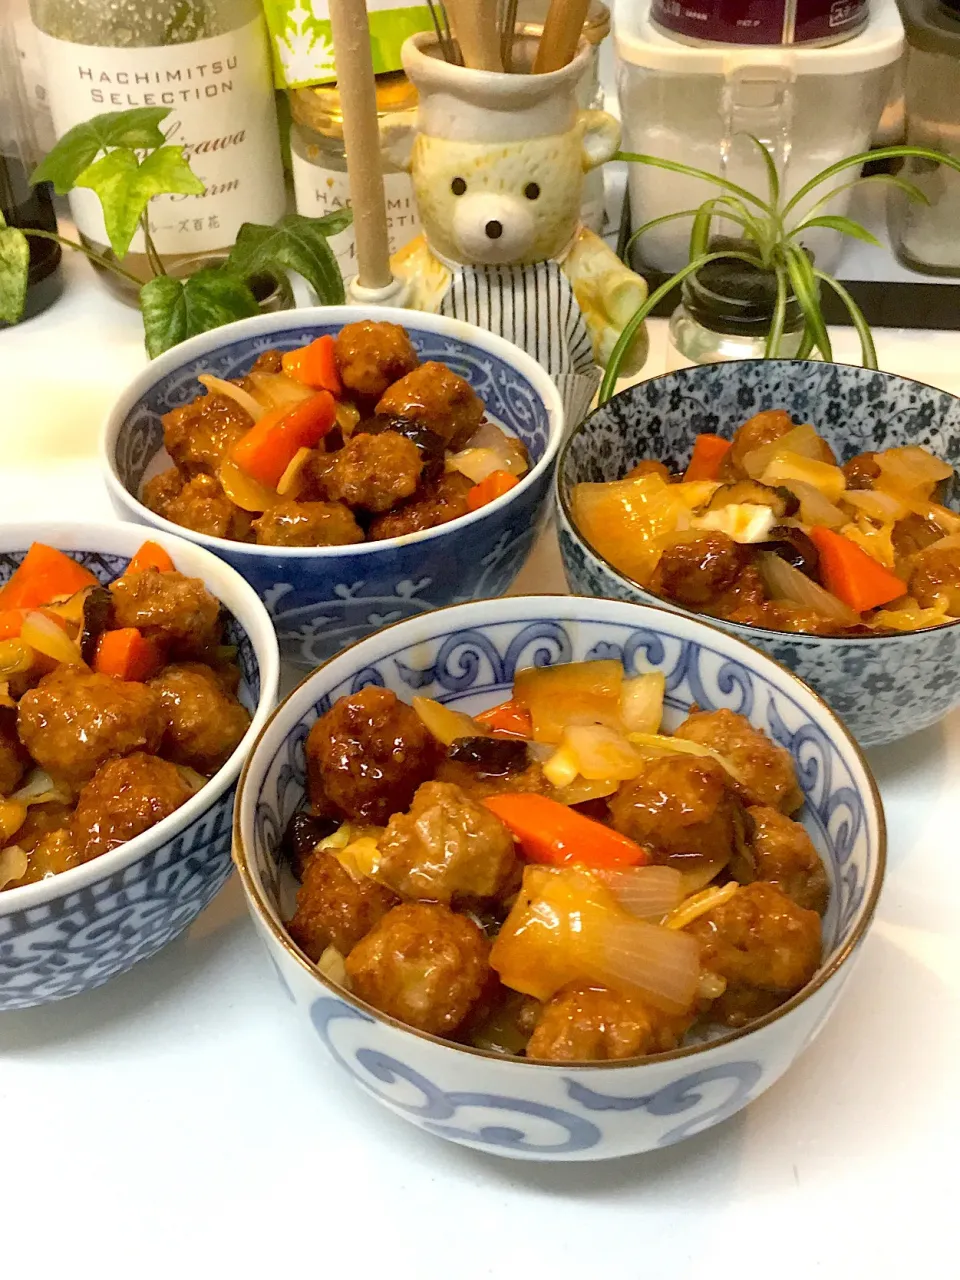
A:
[327,0,393,289]
[446,0,503,70]
[532,0,589,73]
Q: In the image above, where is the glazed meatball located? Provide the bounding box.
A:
[252,499,364,547]
[526,983,691,1062]
[334,320,419,400]
[162,392,252,476]
[674,708,803,813]
[367,472,474,540]
[378,781,518,904]
[17,668,165,788]
[143,466,185,517]
[625,459,672,483]
[306,687,442,825]
[375,361,484,450]
[654,533,749,609]
[323,431,423,513]
[110,569,221,658]
[345,902,490,1036]
[247,349,283,375]
[892,512,945,560]
[909,543,960,614]
[609,755,743,866]
[842,451,881,490]
[71,752,193,862]
[6,827,82,888]
[709,562,769,623]
[741,805,829,915]
[687,881,822,1027]
[162,473,252,542]
[148,663,250,775]
[719,409,835,481]
[0,714,27,795]
[287,851,399,961]
[357,414,447,483]
[10,800,74,852]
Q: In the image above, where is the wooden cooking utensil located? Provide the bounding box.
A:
[446,0,504,71]
[532,0,590,73]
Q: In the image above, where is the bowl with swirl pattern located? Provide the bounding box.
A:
[233,594,884,1162]
[556,360,960,748]
[102,307,564,668]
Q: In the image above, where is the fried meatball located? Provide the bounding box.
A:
[162,392,252,476]
[323,431,423,513]
[0,714,27,796]
[909,543,960,614]
[149,471,252,542]
[345,902,490,1036]
[17,668,165,787]
[248,349,283,375]
[143,466,185,516]
[357,414,447,483]
[306,687,442,825]
[287,851,399,961]
[252,499,364,547]
[842,451,881,490]
[148,663,250,775]
[710,562,768,622]
[367,472,474,540]
[10,801,74,852]
[526,983,692,1062]
[625,459,673,483]
[378,781,518,904]
[71,752,193,862]
[687,881,822,1027]
[674,708,803,813]
[654,533,749,609]
[609,755,742,866]
[334,320,419,400]
[6,827,82,888]
[110,569,221,658]
[375,361,484,450]
[742,805,829,915]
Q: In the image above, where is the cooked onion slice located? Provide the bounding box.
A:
[742,423,825,478]
[627,732,748,787]
[12,768,72,806]
[582,917,701,1015]
[276,446,314,498]
[0,845,28,891]
[21,612,83,667]
[662,881,739,931]
[0,639,35,679]
[843,488,908,523]
[247,371,315,412]
[218,458,280,513]
[758,552,860,626]
[876,446,952,497]
[594,865,684,919]
[198,374,265,422]
[619,671,665,734]
[412,696,483,746]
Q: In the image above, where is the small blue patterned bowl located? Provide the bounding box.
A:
[0,522,280,1011]
[556,360,960,748]
[233,594,884,1162]
[102,307,565,668]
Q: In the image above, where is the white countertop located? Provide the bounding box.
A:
[2,243,959,1280]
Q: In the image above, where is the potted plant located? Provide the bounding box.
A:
[0,106,350,356]
[600,139,960,401]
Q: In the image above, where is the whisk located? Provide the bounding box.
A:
[499,0,519,72]
[426,0,461,64]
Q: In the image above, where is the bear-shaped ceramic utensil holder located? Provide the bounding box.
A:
[382,32,649,426]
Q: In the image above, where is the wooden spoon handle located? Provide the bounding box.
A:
[532,0,589,73]
[446,0,504,70]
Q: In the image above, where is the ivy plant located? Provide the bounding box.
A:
[2,105,351,356]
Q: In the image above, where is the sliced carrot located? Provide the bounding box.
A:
[474,699,533,739]
[124,540,175,577]
[281,335,342,395]
[93,628,162,682]
[0,543,98,611]
[231,390,337,489]
[482,792,649,870]
[467,470,520,512]
[808,525,907,613]
[684,434,732,483]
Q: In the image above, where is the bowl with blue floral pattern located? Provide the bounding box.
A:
[556,360,960,748]
[232,594,884,1162]
[102,307,565,669]
[0,522,280,1011]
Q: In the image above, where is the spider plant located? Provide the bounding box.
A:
[599,140,960,403]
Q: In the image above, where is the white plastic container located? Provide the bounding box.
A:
[616,0,903,273]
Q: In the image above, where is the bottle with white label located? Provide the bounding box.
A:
[288,71,421,281]
[30,0,286,298]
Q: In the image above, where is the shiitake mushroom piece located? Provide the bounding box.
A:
[763,527,820,580]
[79,586,113,665]
[704,480,799,518]
[447,735,530,776]
[281,811,343,879]
[355,413,446,481]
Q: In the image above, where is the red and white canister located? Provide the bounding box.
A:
[650,0,870,47]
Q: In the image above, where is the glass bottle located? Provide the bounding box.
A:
[29,0,286,299]
[666,242,806,370]
[288,72,421,279]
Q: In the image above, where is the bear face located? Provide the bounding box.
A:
[412,131,585,266]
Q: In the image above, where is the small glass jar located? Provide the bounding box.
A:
[288,72,420,279]
[666,250,806,371]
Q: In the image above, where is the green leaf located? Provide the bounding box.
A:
[31,106,171,194]
[780,144,960,221]
[140,266,259,358]
[791,214,882,247]
[616,151,774,214]
[814,269,878,370]
[792,172,930,227]
[0,214,30,325]
[74,145,205,260]
[689,201,716,261]
[625,208,704,256]
[227,212,349,303]
[745,134,780,208]
[795,323,816,361]
[785,246,832,362]
[764,262,788,359]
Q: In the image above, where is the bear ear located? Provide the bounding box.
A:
[380,110,418,173]
[579,109,621,171]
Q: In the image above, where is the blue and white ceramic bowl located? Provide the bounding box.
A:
[233,595,884,1163]
[557,361,960,748]
[0,522,280,1011]
[102,307,565,668]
